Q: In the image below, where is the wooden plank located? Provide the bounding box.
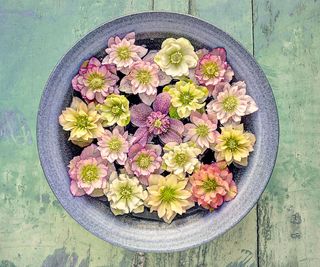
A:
[254,1,320,266]
[154,0,189,13]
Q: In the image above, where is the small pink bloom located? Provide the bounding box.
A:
[190,162,237,210]
[72,57,119,103]
[68,144,114,197]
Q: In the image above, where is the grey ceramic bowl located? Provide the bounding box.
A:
[37,12,279,252]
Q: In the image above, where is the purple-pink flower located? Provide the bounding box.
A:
[130,92,184,145]
[68,144,114,197]
[124,143,162,185]
[72,57,119,103]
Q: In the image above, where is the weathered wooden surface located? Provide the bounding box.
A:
[0,0,318,266]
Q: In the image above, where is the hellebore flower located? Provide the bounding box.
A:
[59,97,104,147]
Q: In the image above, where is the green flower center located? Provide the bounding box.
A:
[174,152,189,166]
[202,177,218,192]
[87,73,105,91]
[225,137,239,152]
[222,96,238,112]
[119,184,133,200]
[108,137,123,152]
[80,164,99,183]
[179,91,194,105]
[75,115,89,129]
[160,186,177,203]
[170,51,183,64]
[203,62,219,78]
[136,70,152,85]
[111,104,122,115]
[117,46,130,60]
[154,119,162,128]
[196,124,209,137]
[136,153,152,169]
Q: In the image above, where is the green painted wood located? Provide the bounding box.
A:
[254,0,320,266]
[153,0,189,13]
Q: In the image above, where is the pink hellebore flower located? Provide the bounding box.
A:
[68,144,114,197]
[103,32,148,74]
[130,92,184,146]
[125,143,162,185]
[72,57,119,103]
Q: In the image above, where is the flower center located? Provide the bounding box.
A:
[136,70,152,85]
[222,96,238,112]
[117,46,130,60]
[119,184,133,200]
[225,137,239,151]
[136,153,152,169]
[146,112,170,135]
[196,124,209,137]
[203,62,219,78]
[111,105,122,115]
[154,119,162,128]
[179,91,194,105]
[87,73,105,91]
[160,186,177,203]
[80,164,99,183]
[202,177,218,192]
[170,51,183,64]
[75,115,89,129]
[174,152,189,166]
[108,137,123,152]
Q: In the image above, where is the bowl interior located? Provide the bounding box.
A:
[37,12,278,252]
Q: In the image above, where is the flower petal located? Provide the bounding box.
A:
[130,103,152,127]
[159,129,182,144]
[153,92,171,114]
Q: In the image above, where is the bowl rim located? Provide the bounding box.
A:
[37,11,279,252]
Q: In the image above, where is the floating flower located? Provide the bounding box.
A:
[163,80,208,118]
[124,143,162,185]
[59,97,104,147]
[162,142,201,175]
[97,126,131,165]
[72,57,119,103]
[207,81,258,124]
[130,92,184,145]
[103,32,148,74]
[195,47,234,87]
[189,162,237,211]
[105,172,148,215]
[214,124,256,166]
[120,61,160,105]
[184,111,218,150]
[154,37,198,77]
[68,144,114,197]
[146,174,194,223]
[96,94,130,127]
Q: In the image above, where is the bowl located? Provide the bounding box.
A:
[37,12,279,252]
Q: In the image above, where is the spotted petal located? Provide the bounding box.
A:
[130,103,153,127]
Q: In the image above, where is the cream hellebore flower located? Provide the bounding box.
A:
[214,124,256,166]
[162,142,201,175]
[105,172,148,215]
[59,97,104,147]
[96,94,130,127]
[146,174,194,223]
[164,80,208,118]
[154,37,198,77]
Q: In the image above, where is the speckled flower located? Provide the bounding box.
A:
[120,61,160,105]
[163,80,208,118]
[214,124,256,166]
[103,32,148,74]
[72,57,119,103]
[154,37,198,77]
[59,97,104,147]
[195,47,234,87]
[130,92,184,145]
[96,94,130,127]
[68,144,115,197]
[124,143,162,185]
[207,81,258,124]
[97,126,131,165]
[162,142,201,175]
[146,174,194,223]
[105,172,148,215]
[190,162,237,211]
[184,111,218,150]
